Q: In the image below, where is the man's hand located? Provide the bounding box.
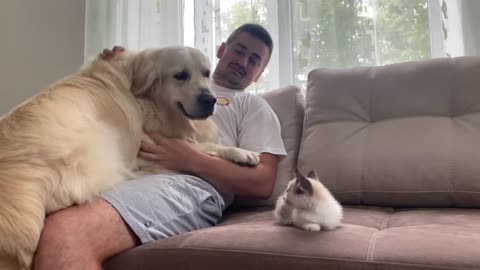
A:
[138,133,279,199]
[99,46,125,60]
[138,133,202,173]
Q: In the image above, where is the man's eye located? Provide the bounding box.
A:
[174,71,190,81]
[249,58,259,66]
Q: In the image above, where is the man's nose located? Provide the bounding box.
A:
[237,55,249,68]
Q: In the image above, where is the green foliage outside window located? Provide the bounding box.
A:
[217,0,431,91]
[293,0,430,84]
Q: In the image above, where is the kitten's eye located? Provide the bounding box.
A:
[174,71,190,81]
[203,70,210,78]
[295,188,304,195]
[294,182,304,194]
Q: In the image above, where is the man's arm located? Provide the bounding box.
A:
[190,151,279,199]
[139,134,280,199]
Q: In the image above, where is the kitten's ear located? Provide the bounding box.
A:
[306,170,318,180]
[295,169,303,182]
[295,169,313,195]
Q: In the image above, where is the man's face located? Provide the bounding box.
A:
[213,32,270,90]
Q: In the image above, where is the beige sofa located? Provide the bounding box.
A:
[106,56,480,270]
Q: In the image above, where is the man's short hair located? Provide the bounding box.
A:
[226,23,273,57]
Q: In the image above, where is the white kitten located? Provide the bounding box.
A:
[274,169,343,231]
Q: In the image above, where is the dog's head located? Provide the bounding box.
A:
[131,47,215,119]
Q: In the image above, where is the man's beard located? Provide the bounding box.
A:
[220,70,244,89]
[228,64,246,79]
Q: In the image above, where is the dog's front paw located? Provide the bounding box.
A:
[225,148,260,167]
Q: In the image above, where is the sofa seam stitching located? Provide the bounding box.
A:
[367,213,390,261]
[448,62,456,206]
[366,231,378,261]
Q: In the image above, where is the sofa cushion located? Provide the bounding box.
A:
[298,56,480,207]
[233,85,305,207]
[105,206,480,270]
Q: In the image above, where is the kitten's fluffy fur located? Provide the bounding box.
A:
[274,169,343,231]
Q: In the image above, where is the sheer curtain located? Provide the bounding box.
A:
[85,0,480,93]
[442,0,480,57]
[84,0,184,62]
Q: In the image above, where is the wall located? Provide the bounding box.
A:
[0,0,85,115]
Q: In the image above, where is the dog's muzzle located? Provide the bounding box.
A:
[177,91,217,120]
[197,92,217,115]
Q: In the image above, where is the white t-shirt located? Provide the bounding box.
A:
[210,82,286,157]
[209,82,287,206]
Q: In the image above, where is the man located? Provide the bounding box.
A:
[34,23,286,270]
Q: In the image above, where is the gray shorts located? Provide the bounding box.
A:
[100,172,225,244]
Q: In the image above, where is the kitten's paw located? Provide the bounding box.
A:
[301,223,321,232]
[224,148,260,167]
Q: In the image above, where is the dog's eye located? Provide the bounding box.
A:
[203,70,210,78]
[174,71,190,81]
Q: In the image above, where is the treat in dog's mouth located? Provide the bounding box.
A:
[177,102,213,120]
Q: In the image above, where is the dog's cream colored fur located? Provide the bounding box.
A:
[0,47,259,270]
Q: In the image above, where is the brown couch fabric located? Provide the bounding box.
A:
[299,56,480,207]
[106,206,480,270]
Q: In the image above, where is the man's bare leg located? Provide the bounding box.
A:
[34,199,140,270]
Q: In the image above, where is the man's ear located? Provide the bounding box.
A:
[217,42,226,59]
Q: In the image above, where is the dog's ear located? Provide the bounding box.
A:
[132,71,160,97]
[131,51,162,97]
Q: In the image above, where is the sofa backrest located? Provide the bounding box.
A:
[298,56,480,207]
[233,85,305,207]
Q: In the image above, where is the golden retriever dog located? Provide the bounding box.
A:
[0,46,260,270]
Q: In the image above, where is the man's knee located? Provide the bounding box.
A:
[37,208,83,253]
[34,206,92,270]
[37,199,139,263]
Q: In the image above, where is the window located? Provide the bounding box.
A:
[184,0,272,93]
[291,0,433,88]
[185,0,436,92]
[85,0,480,94]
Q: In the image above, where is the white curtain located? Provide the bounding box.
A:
[84,0,184,62]
[192,0,215,62]
[442,0,480,57]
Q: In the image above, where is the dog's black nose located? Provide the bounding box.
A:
[198,93,217,111]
